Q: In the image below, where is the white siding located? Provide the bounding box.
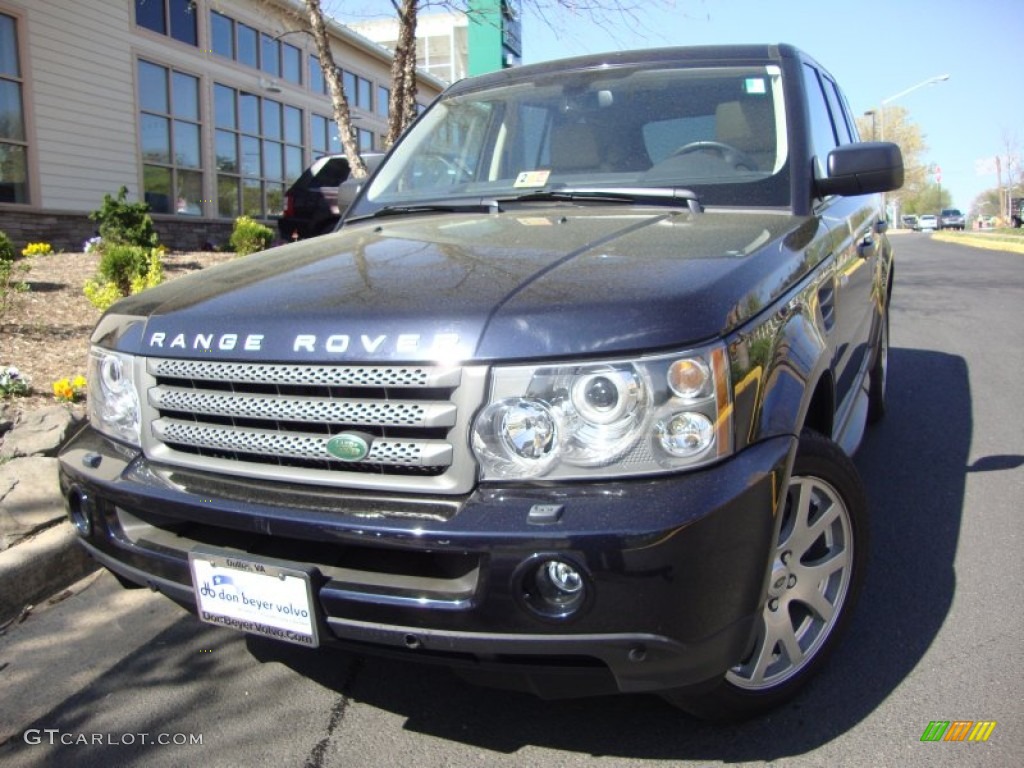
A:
[22,0,138,211]
[2,0,444,219]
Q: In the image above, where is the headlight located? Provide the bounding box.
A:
[472,345,732,481]
[87,347,141,446]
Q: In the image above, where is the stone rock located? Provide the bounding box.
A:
[0,457,64,550]
[0,403,15,435]
[0,404,85,460]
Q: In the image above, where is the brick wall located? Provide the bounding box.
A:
[0,210,247,253]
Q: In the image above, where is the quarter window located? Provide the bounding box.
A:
[138,60,202,215]
[802,64,839,179]
[0,12,28,204]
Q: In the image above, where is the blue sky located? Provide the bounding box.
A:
[341,0,1024,210]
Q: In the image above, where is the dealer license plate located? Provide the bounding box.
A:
[188,550,319,648]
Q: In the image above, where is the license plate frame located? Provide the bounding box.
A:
[188,549,320,648]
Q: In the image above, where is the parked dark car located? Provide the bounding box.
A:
[277,152,385,240]
[61,44,902,721]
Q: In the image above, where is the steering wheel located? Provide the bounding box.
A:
[668,140,759,171]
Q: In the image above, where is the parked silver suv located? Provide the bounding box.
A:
[939,208,965,230]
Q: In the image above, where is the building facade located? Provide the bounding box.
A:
[0,0,443,251]
[349,0,521,86]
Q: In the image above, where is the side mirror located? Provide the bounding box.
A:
[817,142,904,197]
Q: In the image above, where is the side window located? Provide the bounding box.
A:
[822,76,854,145]
[802,64,838,178]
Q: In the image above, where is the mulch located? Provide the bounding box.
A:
[1,250,235,416]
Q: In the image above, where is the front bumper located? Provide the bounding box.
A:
[58,427,795,696]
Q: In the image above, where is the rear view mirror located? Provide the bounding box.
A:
[817,142,904,197]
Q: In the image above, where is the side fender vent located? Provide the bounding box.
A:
[818,283,836,332]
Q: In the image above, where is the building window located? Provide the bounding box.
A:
[210,11,234,58]
[210,10,303,88]
[343,71,373,111]
[309,55,327,95]
[260,32,280,77]
[281,43,302,85]
[357,128,374,152]
[311,114,341,157]
[216,84,303,219]
[376,85,390,118]
[135,0,197,47]
[0,12,28,204]
[138,60,202,215]
[237,23,258,68]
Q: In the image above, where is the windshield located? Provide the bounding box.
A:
[352,63,789,218]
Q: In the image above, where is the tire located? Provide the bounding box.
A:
[867,310,889,424]
[663,430,869,721]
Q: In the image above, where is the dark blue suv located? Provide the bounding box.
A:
[60,44,902,720]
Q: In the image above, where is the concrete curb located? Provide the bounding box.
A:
[0,521,97,625]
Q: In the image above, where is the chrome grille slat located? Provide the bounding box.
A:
[147,359,461,388]
[153,419,453,467]
[149,385,457,428]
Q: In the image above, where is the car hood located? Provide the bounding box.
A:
[105,207,825,363]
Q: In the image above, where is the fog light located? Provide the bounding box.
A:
[522,557,588,618]
[546,560,583,593]
[66,487,92,537]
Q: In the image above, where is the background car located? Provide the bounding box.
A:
[277,152,385,240]
[939,208,965,230]
[916,213,938,231]
[901,214,918,230]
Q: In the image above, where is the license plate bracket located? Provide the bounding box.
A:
[188,549,320,648]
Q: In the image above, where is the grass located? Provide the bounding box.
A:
[931,227,1024,254]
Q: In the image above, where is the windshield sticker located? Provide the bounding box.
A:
[514,170,551,188]
[745,78,767,95]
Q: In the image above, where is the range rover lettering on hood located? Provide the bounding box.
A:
[146,331,461,356]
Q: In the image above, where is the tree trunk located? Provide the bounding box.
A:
[303,0,368,178]
[385,0,419,149]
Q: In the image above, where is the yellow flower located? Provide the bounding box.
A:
[52,379,74,401]
[71,375,87,390]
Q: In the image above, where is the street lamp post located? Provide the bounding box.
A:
[878,73,950,143]
[874,74,951,222]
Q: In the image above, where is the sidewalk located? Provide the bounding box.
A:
[0,405,97,624]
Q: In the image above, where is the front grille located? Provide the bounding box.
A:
[141,358,487,495]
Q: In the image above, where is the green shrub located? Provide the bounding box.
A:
[0,230,31,319]
[89,186,159,249]
[84,245,165,311]
[0,230,14,263]
[129,248,165,294]
[230,215,274,256]
[98,244,150,295]
[83,279,123,312]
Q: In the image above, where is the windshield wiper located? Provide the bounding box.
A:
[503,187,703,214]
[348,198,503,222]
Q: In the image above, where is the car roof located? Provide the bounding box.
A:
[444,44,804,96]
